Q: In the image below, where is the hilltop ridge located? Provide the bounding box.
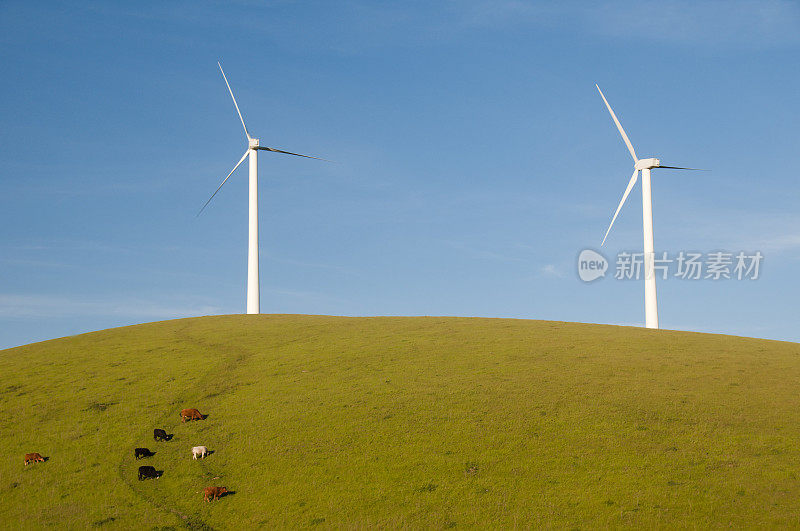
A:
[2,315,799,528]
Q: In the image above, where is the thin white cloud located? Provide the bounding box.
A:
[588,0,800,48]
[669,211,800,255]
[444,240,527,263]
[541,264,565,278]
[0,294,222,319]
[756,234,800,253]
[439,0,800,49]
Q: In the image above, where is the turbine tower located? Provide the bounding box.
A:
[596,84,702,330]
[199,62,327,314]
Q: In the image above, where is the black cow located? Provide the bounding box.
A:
[153,429,170,442]
[138,465,161,480]
[134,448,154,459]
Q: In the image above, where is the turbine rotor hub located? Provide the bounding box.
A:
[635,158,660,170]
[249,138,260,149]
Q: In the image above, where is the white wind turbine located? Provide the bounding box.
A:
[596,84,703,329]
[199,62,328,314]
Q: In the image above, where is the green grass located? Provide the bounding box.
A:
[2,315,800,528]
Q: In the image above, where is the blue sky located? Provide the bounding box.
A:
[1,0,799,348]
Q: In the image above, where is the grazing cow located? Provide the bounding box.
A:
[24,453,45,466]
[134,448,154,459]
[181,408,204,423]
[138,465,160,480]
[191,446,208,460]
[153,428,170,442]
[203,486,228,502]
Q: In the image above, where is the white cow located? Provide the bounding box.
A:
[191,446,208,459]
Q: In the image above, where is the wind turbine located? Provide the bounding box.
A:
[596,84,702,329]
[199,62,328,314]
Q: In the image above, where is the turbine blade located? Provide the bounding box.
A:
[218,62,251,140]
[657,165,708,170]
[256,146,332,162]
[197,149,250,216]
[596,84,638,162]
[601,168,639,246]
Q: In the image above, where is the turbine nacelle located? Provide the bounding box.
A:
[635,158,660,170]
[197,63,330,219]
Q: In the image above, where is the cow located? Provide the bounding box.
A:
[203,486,228,502]
[180,408,204,423]
[153,428,170,441]
[138,465,161,480]
[24,453,45,466]
[134,448,154,459]
[191,446,208,460]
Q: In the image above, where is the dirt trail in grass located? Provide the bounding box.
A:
[114,322,244,530]
[114,318,321,529]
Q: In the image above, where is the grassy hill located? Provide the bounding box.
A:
[2,315,800,528]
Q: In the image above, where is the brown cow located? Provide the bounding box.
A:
[203,486,228,502]
[24,453,45,466]
[181,408,204,422]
